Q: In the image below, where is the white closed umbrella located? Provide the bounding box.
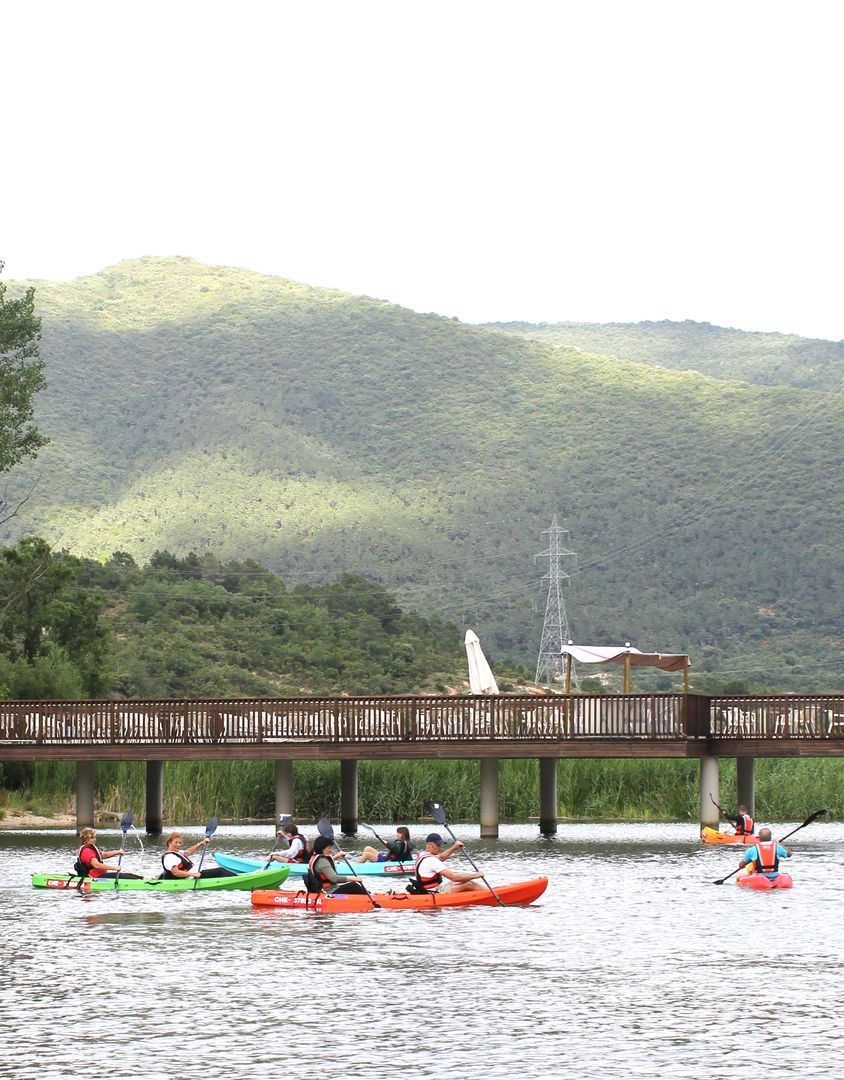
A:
[465,629,499,695]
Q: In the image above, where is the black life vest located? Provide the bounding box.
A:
[286,835,310,863]
[161,850,194,878]
[305,853,337,893]
[74,843,102,878]
[410,852,443,893]
[753,840,779,875]
[387,839,412,862]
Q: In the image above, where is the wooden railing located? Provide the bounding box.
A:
[0,693,842,748]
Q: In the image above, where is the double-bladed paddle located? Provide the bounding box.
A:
[424,800,504,907]
[112,810,134,891]
[712,808,827,885]
[263,814,292,870]
[317,817,380,908]
[360,822,411,870]
[192,816,218,890]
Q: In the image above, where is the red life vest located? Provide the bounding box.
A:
[413,852,443,892]
[76,843,104,878]
[736,813,754,835]
[753,840,779,875]
[306,853,336,893]
[283,835,310,863]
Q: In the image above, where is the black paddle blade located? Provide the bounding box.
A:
[120,810,134,831]
[425,801,446,825]
[205,816,219,838]
[317,817,336,842]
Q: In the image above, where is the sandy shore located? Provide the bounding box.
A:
[0,810,77,830]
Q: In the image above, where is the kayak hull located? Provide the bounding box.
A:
[32,865,290,892]
[737,873,793,890]
[701,827,757,846]
[251,876,548,912]
[215,852,413,877]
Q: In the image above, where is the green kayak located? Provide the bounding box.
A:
[31,865,290,892]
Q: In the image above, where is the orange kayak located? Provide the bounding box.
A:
[737,872,793,890]
[251,876,548,912]
[701,827,757,846]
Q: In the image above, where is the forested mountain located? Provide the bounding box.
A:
[4,258,843,690]
[484,320,844,392]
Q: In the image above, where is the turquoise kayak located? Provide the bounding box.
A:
[214,852,413,878]
[32,865,290,892]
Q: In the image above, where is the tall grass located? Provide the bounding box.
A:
[7,758,844,824]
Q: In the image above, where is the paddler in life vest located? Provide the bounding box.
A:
[74,827,141,880]
[359,826,413,864]
[267,823,311,864]
[409,833,485,894]
[726,804,755,836]
[305,836,368,894]
[737,827,791,880]
[160,831,233,879]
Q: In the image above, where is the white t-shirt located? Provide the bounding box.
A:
[282,836,305,860]
[162,851,189,873]
[416,853,446,878]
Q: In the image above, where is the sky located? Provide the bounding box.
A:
[4,0,843,340]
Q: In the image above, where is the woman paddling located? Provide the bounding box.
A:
[305,836,368,895]
[268,823,311,864]
[74,827,141,880]
[358,826,413,864]
[160,831,233,880]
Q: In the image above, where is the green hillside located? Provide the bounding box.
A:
[483,320,844,392]
[4,258,843,690]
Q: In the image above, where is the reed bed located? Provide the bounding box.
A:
[7,758,844,825]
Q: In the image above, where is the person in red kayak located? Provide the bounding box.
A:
[74,827,141,880]
[305,836,368,894]
[737,827,791,881]
[160,831,233,879]
[726,804,755,836]
[267,823,311,864]
[408,833,485,895]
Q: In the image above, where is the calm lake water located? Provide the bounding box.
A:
[1,820,842,1079]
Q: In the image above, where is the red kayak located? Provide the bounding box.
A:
[737,873,793,890]
[251,876,548,912]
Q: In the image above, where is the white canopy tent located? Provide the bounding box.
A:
[559,644,690,692]
[465,630,499,695]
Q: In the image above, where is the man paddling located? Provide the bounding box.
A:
[408,833,485,895]
[737,827,791,881]
[725,804,755,836]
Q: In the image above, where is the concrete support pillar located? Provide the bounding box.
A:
[275,760,294,824]
[479,757,500,838]
[145,760,164,835]
[700,755,720,829]
[539,758,558,836]
[736,757,755,818]
[75,761,96,831]
[340,760,358,836]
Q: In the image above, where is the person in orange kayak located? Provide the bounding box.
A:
[267,823,311,864]
[74,827,141,880]
[160,831,233,879]
[305,836,368,894]
[737,827,791,881]
[408,833,485,894]
[726,804,755,836]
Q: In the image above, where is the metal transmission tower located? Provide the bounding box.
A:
[534,515,577,685]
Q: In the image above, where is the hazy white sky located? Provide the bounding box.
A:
[4,1,843,340]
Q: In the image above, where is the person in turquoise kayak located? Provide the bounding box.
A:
[268,823,311,864]
[305,836,367,894]
[359,826,413,864]
[75,827,141,880]
[408,833,485,894]
[737,827,791,881]
[726,804,755,836]
[161,831,233,879]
